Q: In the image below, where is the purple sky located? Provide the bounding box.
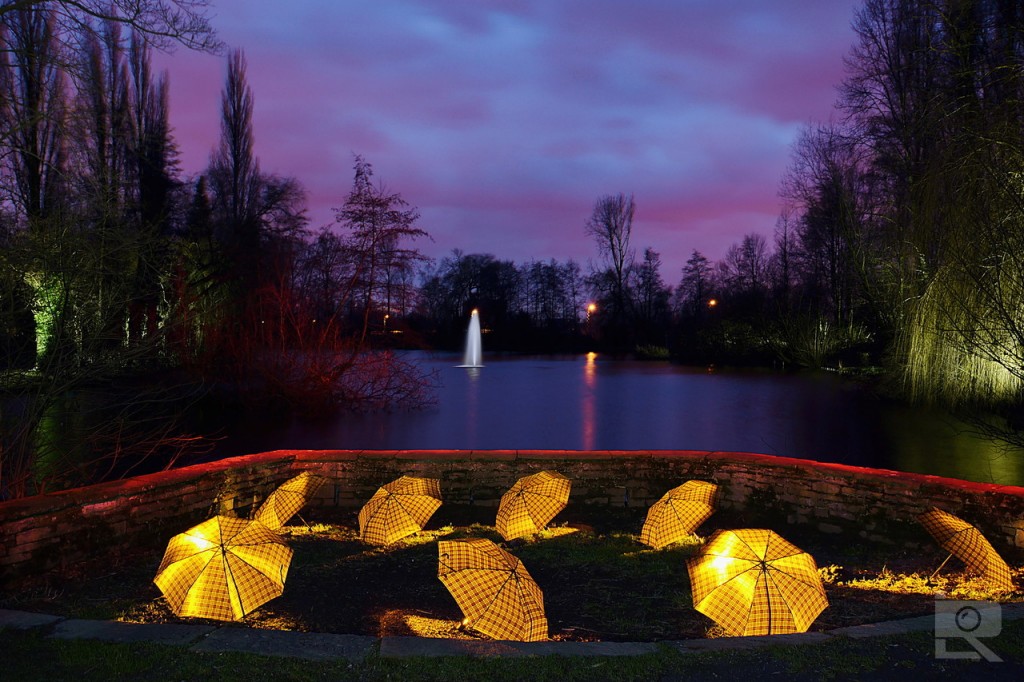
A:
[154,0,856,280]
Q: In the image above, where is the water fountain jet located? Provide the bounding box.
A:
[457,309,483,368]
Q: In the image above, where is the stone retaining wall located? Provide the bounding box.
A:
[2,449,1023,588]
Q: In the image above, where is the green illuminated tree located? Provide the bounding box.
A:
[0,3,217,500]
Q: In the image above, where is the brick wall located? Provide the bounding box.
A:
[2,449,1022,588]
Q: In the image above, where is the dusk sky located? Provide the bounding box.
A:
[154,0,858,279]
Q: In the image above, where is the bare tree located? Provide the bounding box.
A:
[334,155,427,347]
[781,124,867,325]
[127,30,176,343]
[770,210,796,307]
[723,233,769,297]
[0,1,219,52]
[585,192,635,338]
[0,6,68,224]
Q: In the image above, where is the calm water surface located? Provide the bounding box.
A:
[219,352,1024,486]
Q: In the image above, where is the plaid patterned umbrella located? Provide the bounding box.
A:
[918,507,1014,592]
[253,471,328,531]
[495,470,571,540]
[437,538,547,642]
[640,480,718,549]
[687,528,828,636]
[358,475,442,546]
[153,516,292,622]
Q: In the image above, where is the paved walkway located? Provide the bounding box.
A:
[3,605,1024,662]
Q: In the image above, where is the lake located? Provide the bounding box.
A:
[215,352,1024,486]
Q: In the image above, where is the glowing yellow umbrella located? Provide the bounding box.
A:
[687,528,828,636]
[495,470,571,540]
[253,471,328,531]
[640,480,718,549]
[918,507,1015,592]
[358,475,442,546]
[153,516,292,621]
[438,538,547,642]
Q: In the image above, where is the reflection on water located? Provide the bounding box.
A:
[217,353,1024,486]
[462,365,480,446]
[581,352,597,451]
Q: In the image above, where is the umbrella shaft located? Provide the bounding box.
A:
[930,553,954,581]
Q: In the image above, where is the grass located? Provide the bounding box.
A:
[4,620,1024,681]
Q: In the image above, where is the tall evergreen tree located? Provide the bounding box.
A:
[209,48,260,282]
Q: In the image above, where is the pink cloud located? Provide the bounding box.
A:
[153,0,856,278]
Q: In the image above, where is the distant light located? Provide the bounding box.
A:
[708,299,718,308]
[471,308,479,316]
[587,303,597,313]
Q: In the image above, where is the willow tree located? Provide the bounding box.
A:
[903,136,1024,445]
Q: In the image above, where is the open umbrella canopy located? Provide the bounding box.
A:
[358,475,442,546]
[495,470,571,541]
[253,471,328,531]
[640,480,718,549]
[438,538,547,642]
[687,528,828,636]
[918,507,1015,592]
[154,516,292,622]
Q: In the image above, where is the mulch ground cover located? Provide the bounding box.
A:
[3,504,1021,642]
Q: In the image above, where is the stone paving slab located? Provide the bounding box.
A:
[830,602,1024,639]
[49,619,214,646]
[998,602,1024,620]
[191,628,377,661]
[7,603,1024,660]
[831,614,936,639]
[0,608,63,630]
[672,632,832,652]
[379,636,659,658]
